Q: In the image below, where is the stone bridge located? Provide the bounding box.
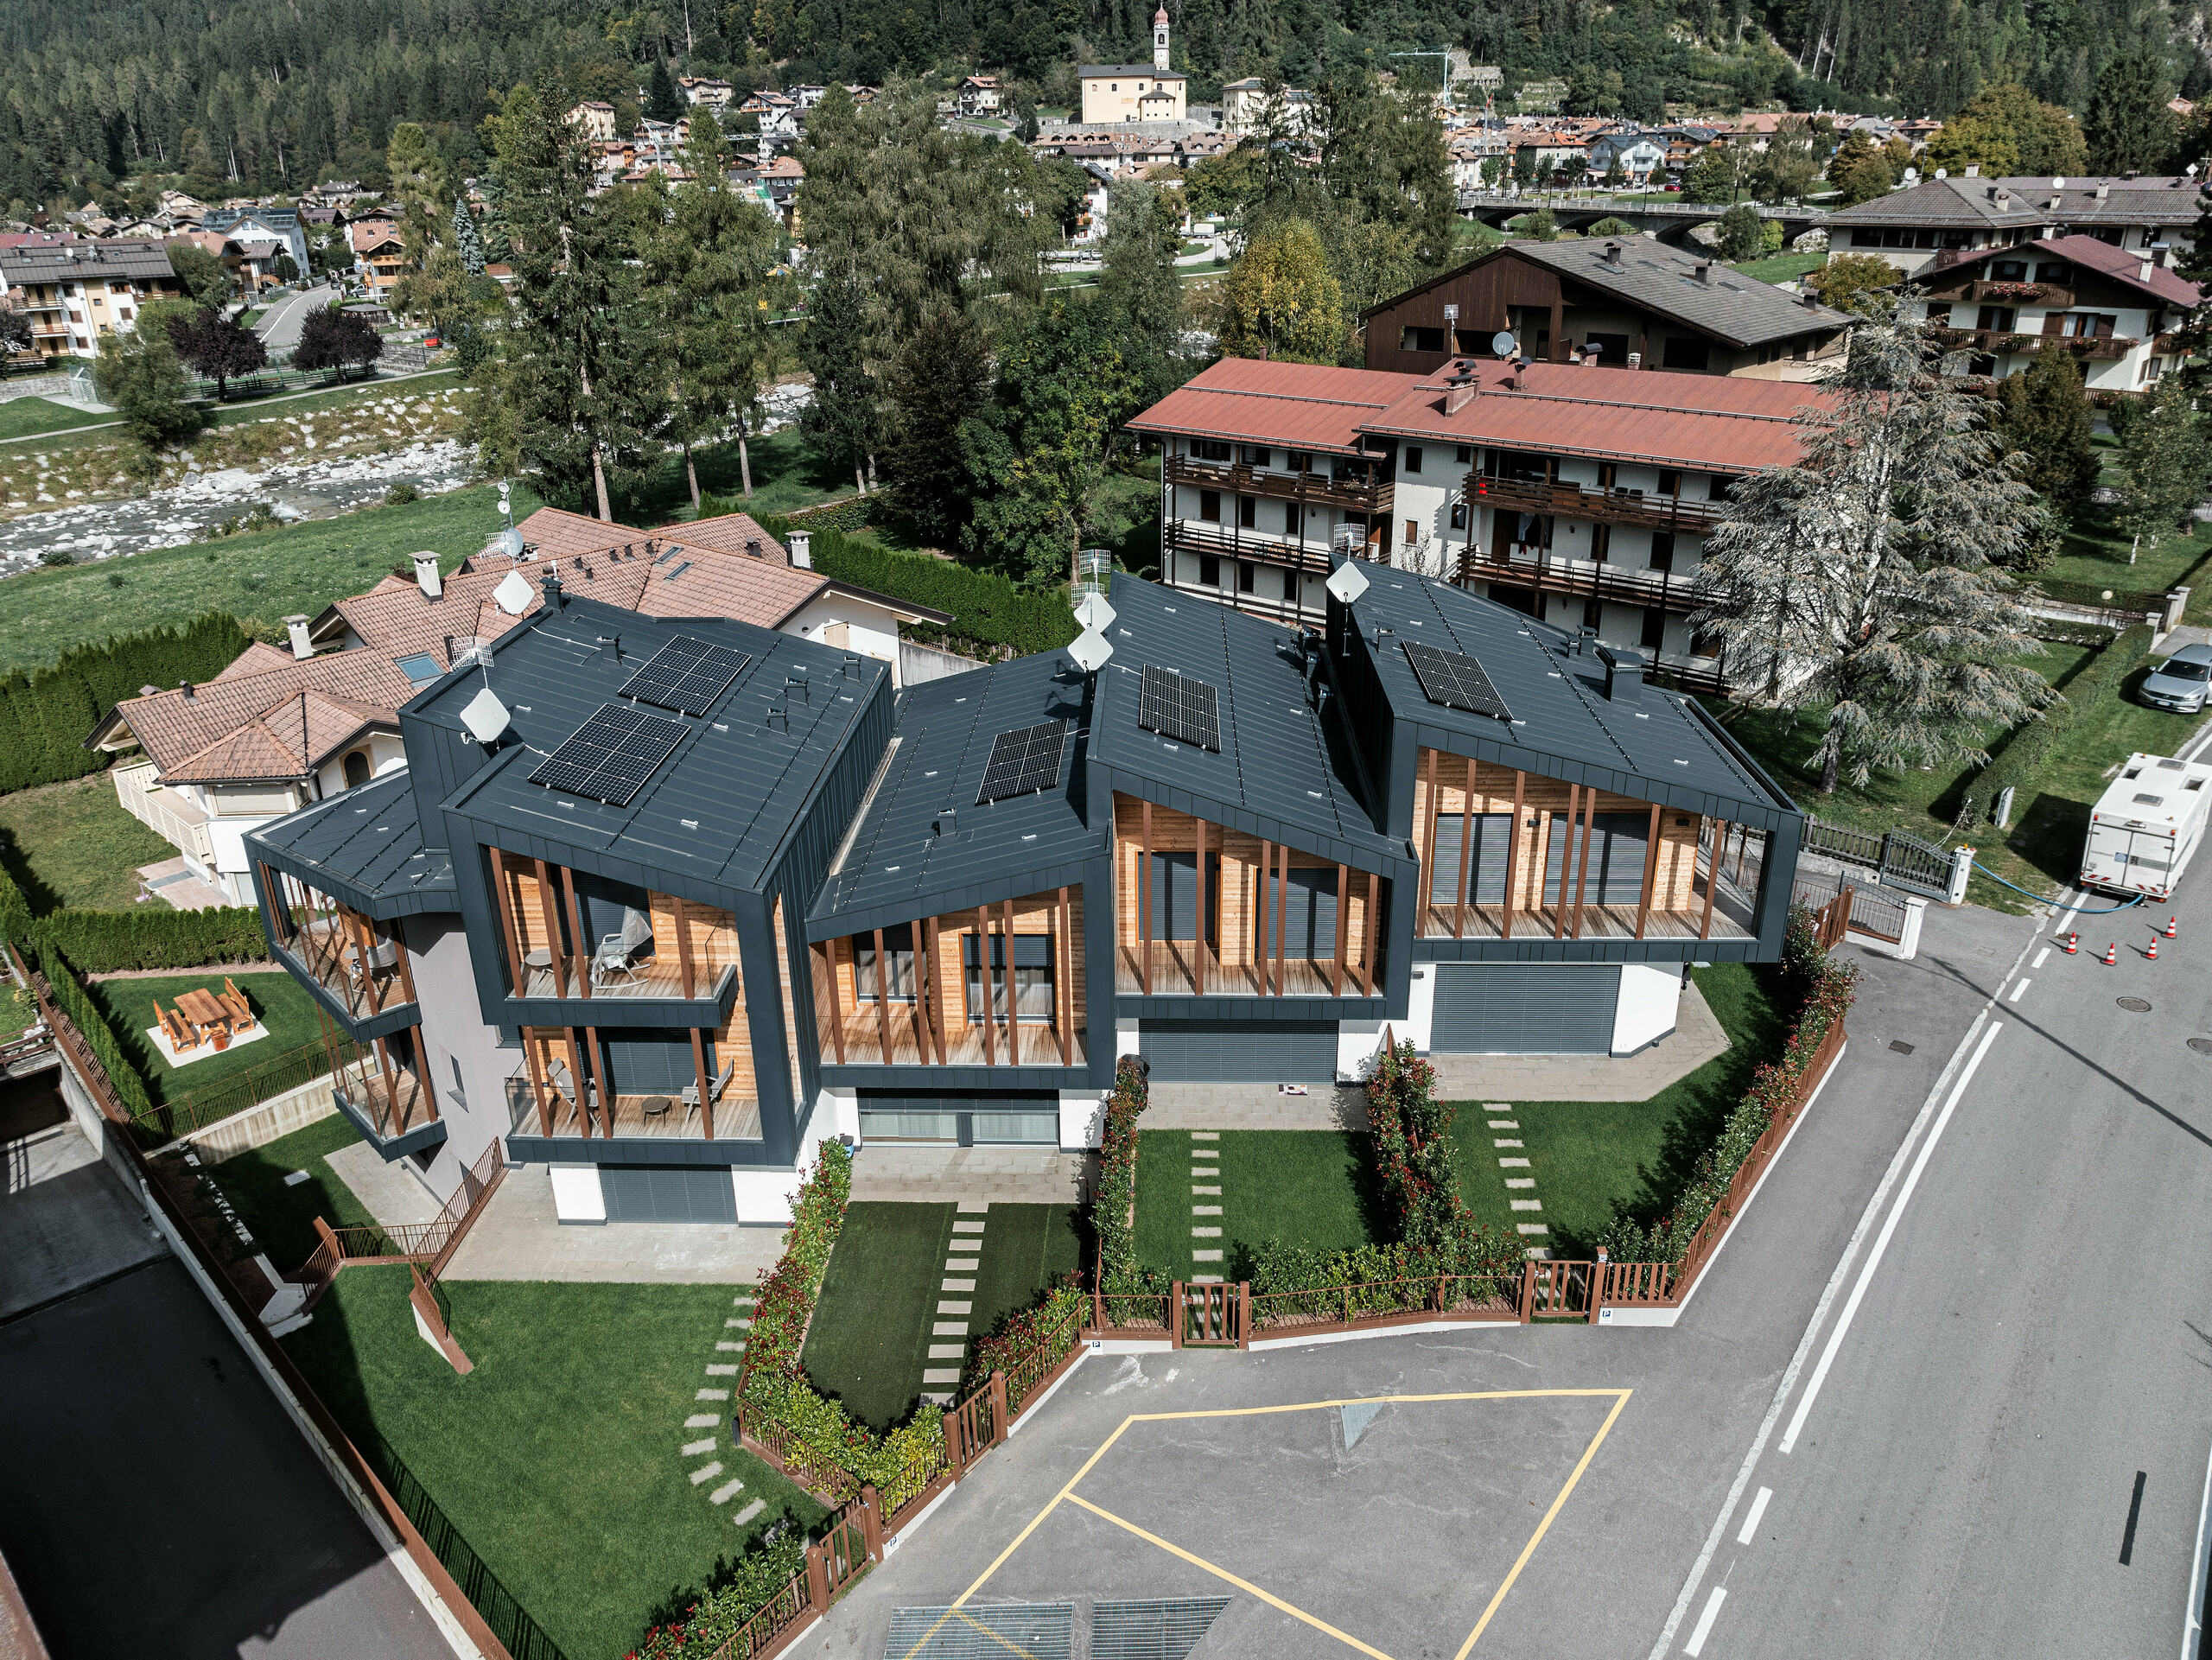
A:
[1453,192,1830,247]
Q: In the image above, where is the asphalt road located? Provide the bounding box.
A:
[1656,878,2212,1658]
[254,281,338,350]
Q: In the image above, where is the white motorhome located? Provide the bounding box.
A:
[2081,753,2212,900]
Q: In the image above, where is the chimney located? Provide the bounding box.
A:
[1446,381,1479,414]
[2140,256,2156,282]
[1964,163,1979,177]
[1599,645,1644,703]
[1693,260,1711,283]
[597,633,621,663]
[790,530,812,569]
[411,550,442,600]
[2095,182,2110,199]
[540,569,565,610]
[179,680,195,702]
[283,614,313,660]
[933,807,958,836]
[1603,239,1624,267]
[2152,240,2171,269]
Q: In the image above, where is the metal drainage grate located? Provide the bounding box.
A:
[2118,997,2154,1013]
[1090,1599,1233,1660]
[1889,1040,1916,1055]
[2190,1037,2212,1055]
[884,1604,1075,1660]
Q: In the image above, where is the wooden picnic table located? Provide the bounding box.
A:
[174,988,233,1037]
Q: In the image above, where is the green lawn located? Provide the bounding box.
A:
[0,367,465,455]
[1450,964,1785,1255]
[206,1110,379,1264]
[0,398,111,441]
[963,1203,1084,1339]
[647,425,859,525]
[1728,251,1826,284]
[802,1201,957,1430]
[0,480,543,671]
[286,1269,824,1660]
[87,968,323,1108]
[0,983,37,1041]
[0,773,176,912]
[1135,1127,1386,1278]
[2048,504,2212,602]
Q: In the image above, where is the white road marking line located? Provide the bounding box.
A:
[2056,891,2084,934]
[1683,1589,1726,1657]
[1780,1020,2005,1456]
[1736,1487,1772,1544]
[2008,978,2030,1002]
[2032,947,2050,969]
[1645,917,2040,1660]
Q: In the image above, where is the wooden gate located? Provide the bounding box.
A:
[1519,1259,1594,1322]
[1171,1281,1246,1347]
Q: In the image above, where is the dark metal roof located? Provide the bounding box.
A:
[423,595,886,894]
[810,651,1097,937]
[1091,576,1407,872]
[1350,569,1798,826]
[245,766,455,917]
[1827,175,2200,229]
[1505,240,1852,348]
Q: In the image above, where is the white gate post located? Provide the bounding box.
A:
[1946,845,1974,906]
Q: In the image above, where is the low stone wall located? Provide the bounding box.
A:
[151,1075,339,1162]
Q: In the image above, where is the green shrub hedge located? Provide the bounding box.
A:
[22,936,156,1119]
[0,860,29,944]
[30,906,269,972]
[0,614,249,792]
[1958,622,2156,826]
[760,518,1079,659]
[1093,1057,1161,1295]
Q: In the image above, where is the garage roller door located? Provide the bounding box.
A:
[1140,1021,1338,1083]
[601,1165,738,1223]
[1430,965,1620,1055]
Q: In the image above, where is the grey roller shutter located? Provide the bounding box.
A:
[1543,812,1650,906]
[600,1164,739,1223]
[1432,813,1516,906]
[1429,964,1620,1055]
[1141,1021,1338,1083]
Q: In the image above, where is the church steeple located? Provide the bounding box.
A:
[1153,6,1170,72]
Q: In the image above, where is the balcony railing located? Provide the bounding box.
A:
[1955,279,2075,306]
[1163,519,1341,572]
[1165,455,1395,516]
[1929,327,2133,361]
[111,761,216,864]
[1455,545,1709,615]
[1469,474,1731,534]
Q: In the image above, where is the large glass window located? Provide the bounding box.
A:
[853,923,916,1002]
[963,932,1054,1023]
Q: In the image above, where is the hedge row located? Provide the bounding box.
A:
[2034,576,2171,613]
[760,518,1079,659]
[1093,1057,1160,1295]
[1958,621,2157,826]
[30,906,269,973]
[22,935,156,1120]
[0,614,250,793]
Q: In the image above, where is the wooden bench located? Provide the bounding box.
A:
[219,977,257,1030]
[154,1000,200,1053]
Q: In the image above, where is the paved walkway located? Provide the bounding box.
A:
[1145,1084,1367,1130]
[324,1140,443,1227]
[923,1200,991,1402]
[135,855,232,912]
[681,1286,767,1528]
[438,1163,784,1283]
[848,1145,1090,1205]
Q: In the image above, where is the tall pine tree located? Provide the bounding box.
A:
[450,194,486,275]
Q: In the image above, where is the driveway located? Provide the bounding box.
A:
[255,282,340,351]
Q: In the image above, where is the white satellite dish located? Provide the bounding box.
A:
[1903,166,1919,182]
[1491,330,1516,357]
[1325,562,1370,606]
[493,569,534,616]
[497,527,525,559]
[1073,592,1116,633]
[1066,629,1114,674]
[460,685,512,744]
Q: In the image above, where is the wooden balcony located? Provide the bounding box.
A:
[1413,897,1751,942]
[1115,942,1363,996]
[1165,455,1395,516]
[512,1078,765,1140]
[1955,279,2075,306]
[491,849,738,1006]
[331,1052,435,1139]
[515,1027,764,1141]
[1930,327,2132,361]
[1470,474,1730,534]
[1163,519,1341,573]
[823,1008,1087,1069]
[264,882,416,1023]
[1455,545,1708,617]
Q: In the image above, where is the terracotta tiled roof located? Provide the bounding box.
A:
[109,652,417,782]
[648,508,788,563]
[216,640,296,678]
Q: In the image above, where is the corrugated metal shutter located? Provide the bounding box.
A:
[1430,965,1620,1055]
[1543,813,1650,906]
[600,1164,738,1223]
[1140,1021,1338,1083]
[1432,813,1515,906]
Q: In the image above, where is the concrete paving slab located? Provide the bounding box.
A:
[0,1113,168,1322]
[438,1163,783,1284]
[849,1145,1090,1205]
[324,1139,443,1229]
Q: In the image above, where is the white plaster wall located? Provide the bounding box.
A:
[549,1164,606,1222]
[1116,1017,1140,1059]
[1058,1089,1107,1150]
[1611,964,1682,1055]
[404,913,524,1198]
[788,594,900,679]
[1335,1017,1387,1081]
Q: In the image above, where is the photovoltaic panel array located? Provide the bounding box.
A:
[975,720,1068,805]
[528,703,689,806]
[1402,640,1514,722]
[616,633,751,716]
[1137,663,1222,752]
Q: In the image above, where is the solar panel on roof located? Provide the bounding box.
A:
[1403,641,1514,722]
[976,721,1067,805]
[617,634,751,716]
[1137,664,1221,752]
[529,703,689,806]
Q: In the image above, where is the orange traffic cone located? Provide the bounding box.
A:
[2148,938,2159,960]
[2102,941,2119,966]
[2063,932,2079,955]
[2166,916,2178,939]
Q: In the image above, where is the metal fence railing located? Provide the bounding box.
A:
[130,1035,359,1148]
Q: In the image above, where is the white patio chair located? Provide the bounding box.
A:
[681,1059,738,1129]
[591,906,653,989]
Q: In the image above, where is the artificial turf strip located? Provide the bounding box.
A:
[963,1204,1084,1341]
[800,1201,956,1431]
[206,1111,380,1267]
[1448,962,1789,1256]
[86,968,324,1108]
[284,1270,824,1660]
[1135,1127,1388,1278]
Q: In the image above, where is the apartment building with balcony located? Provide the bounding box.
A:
[1128,353,1819,690]
[0,239,181,359]
[1827,170,2202,277]
[238,561,1800,1222]
[1902,233,2200,391]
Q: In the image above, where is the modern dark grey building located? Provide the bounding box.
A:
[246,563,1802,1222]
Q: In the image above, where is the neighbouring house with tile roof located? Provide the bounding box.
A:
[0,238,181,359]
[86,507,954,905]
[1827,170,2202,275]
[234,558,1800,1249]
[349,218,406,298]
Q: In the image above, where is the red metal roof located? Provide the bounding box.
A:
[1124,357,1415,455]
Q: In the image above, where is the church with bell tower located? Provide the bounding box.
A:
[1076,8,1190,124]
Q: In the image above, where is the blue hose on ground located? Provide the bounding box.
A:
[1972,860,2145,915]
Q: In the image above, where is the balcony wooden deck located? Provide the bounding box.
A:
[1471,474,1730,534]
[822,1009,1087,1069]
[334,1061,435,1139]
[1115,942,1371,997]
[514,1084,766,1141]
[1165,455,1394,515]
[283,917,414,1021]
[510,956,736,1003]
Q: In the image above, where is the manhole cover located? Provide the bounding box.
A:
[1889,1040,1916,1055]
[2118,997,2154,1013]
[2190,1037,2212,1054]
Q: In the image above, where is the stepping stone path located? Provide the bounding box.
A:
[677,1288,764,1524]
[1488,1103,1550,1252]
[1190,1132,1224,1282]
[923,1202,989,1404]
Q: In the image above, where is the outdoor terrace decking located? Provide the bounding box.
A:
[1114,942,1366,997]
[510,1083,766,1141]
[270,903,416,1021]
[822,1010,1088,1069]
